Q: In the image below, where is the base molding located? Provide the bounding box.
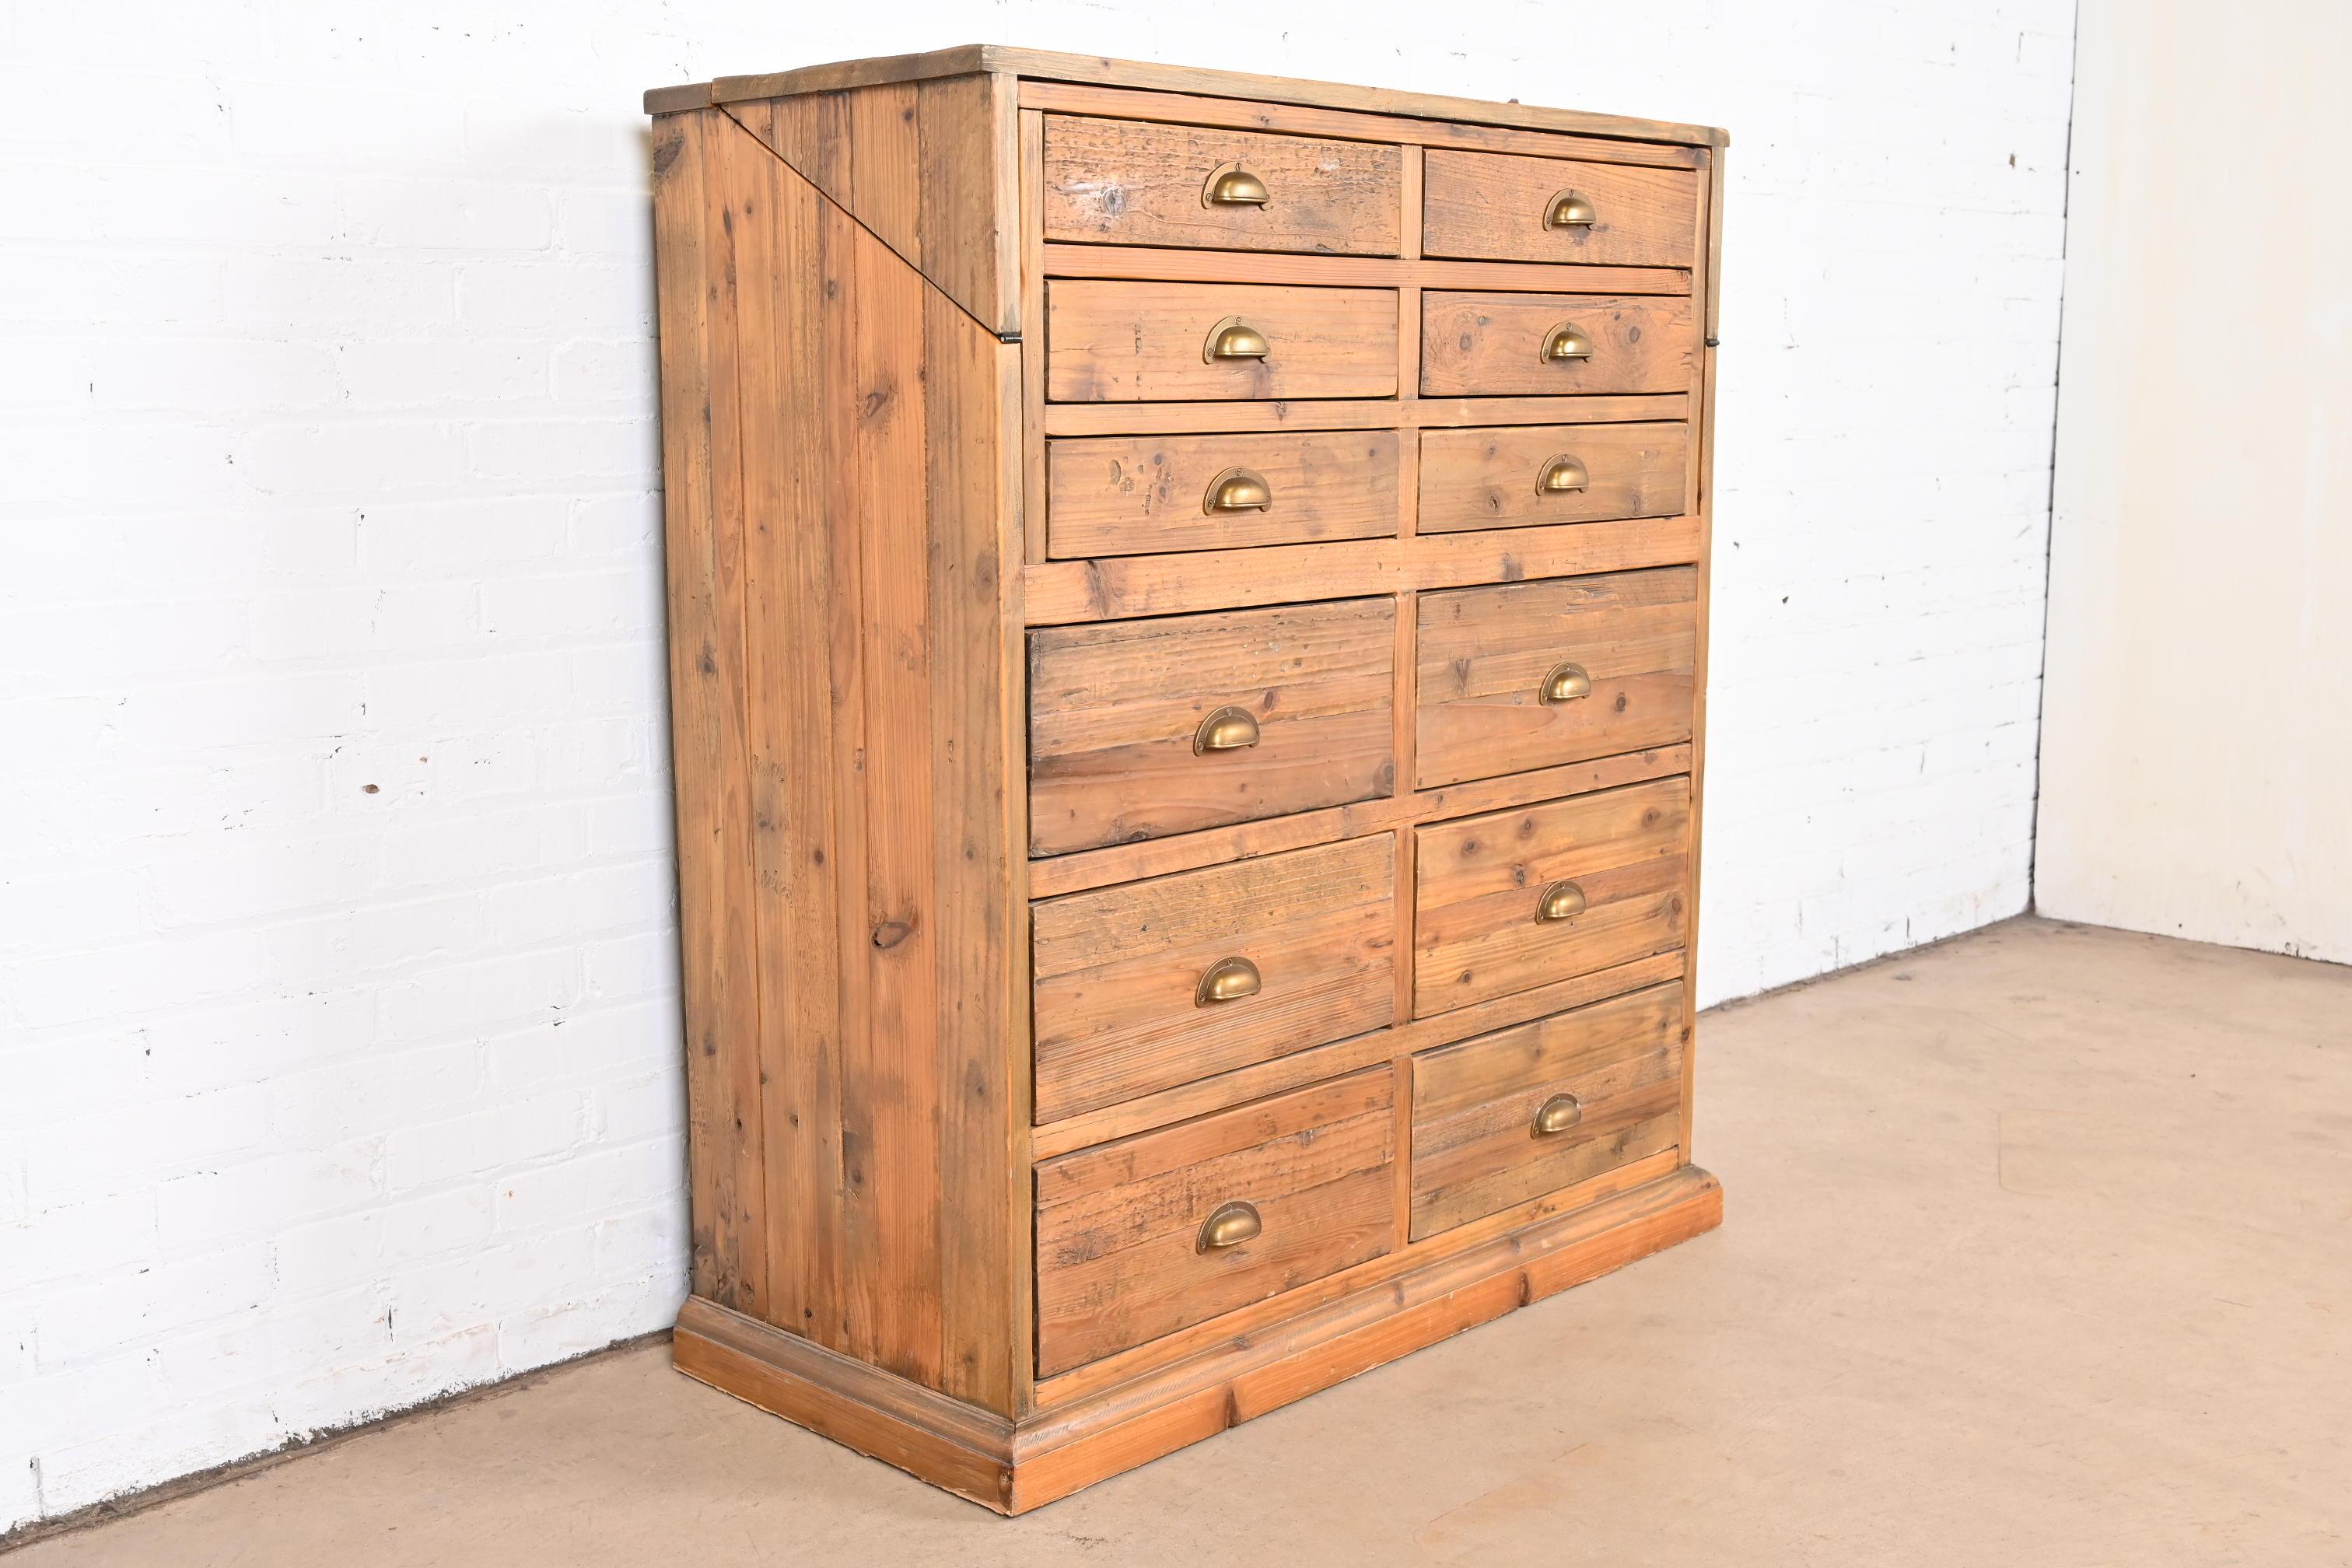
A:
[674,1164,1721,1514]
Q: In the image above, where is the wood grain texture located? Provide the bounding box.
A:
[1414,775,1691,1017]
[1041,243,1690,296]
[735,75,1018,334]
[1027,597,1397,856]
[1421,291,1697,397]
[1032,835,1395,1122]
[1422,149,1699,267]
[1043,114,1402,255]
[652,109,1025,1411]
[1046,280,1398,402]
[1410,982,1685,1237]
[1024,515,1702,626]
[1046,429,1400,558]
[1033,1069,1396,1376]
[688,47,1729,148]
[1418,421,1689,533]
[1416,567,1699,788]
[1042,390,1690,438]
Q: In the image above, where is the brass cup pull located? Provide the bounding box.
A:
[1198,1199,1262,1252]
[1541,322,1594,362]
[1193,705,1262,754]
[1531,1092,1585,1136]
[1539,661,1592,704]
[1203,467,1273,513]
[1204,316,1271,362]
[1195,955,1263,1007]
[1202,163,1271,208]
[1545,190,1597,229]
[1536,455,1590,495]
[1535,880,1587,924]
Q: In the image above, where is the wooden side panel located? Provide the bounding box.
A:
[1409,982,1685,1238]
[1041,114,1403,255]
[744,74,1019,334]
[1031,835,1397,1122]
[1416,567,1699,789]
[656,110,1024,1413]
[653,110,768,1317]
[1033,1069,1396,1377]
[1421,149,1699,267]
[1046,429,1402,558]
[1421,292,1696,397]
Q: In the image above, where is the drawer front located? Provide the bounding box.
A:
[1032,835,1398,1122]
[1409,982,1685,1239]
[1412,776,1690,1017]
[1421,292,1695,397]
[1034,1068,1396,1376]
[1422,149,1699,268]
[1419,422,1689,534]
[1048,281,1399,402]
[1028,598,1396,857]
[1042,115,1403,257]
[1048,429,1402,558]
[1417,568,1697,790]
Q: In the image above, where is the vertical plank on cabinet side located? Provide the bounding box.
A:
[1020,108,1048,565]
[848,192,946,1391]
[1389,153,1425,1239]
[653,109,767,1316]
[1679,145,1724,1162]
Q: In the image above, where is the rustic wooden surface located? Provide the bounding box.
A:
[1027,598,1397,856]
[1041,114,1402,255]
[1421,148,1699,268]
[1410,982,1685,1237]
[1031,835,1396,1121]
[1418,420,1690,533]
[1045,428,1401,558]
[1033,1069,1397,1376]
[1416,566,1699,788]
[1421,290,1699,397]
[1413,775,1692,1017]
[1047,279,1399,402]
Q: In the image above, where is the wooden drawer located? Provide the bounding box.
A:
[1409,982,1685,1240]
[1419,422,1689,534]
[1421,291,1695,397]
[1422,149,1699,268]
[1028,598,1396,857]
[1032,836,1397,1122]
[1412,775,1689,1018]
[1034,1068,1395,1376]
[1042,114,1402,256]
[1417,568,1697,789]
[1047,429,1402,558]
[1047,281,1399,402]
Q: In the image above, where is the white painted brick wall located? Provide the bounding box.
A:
[0,0,2077,1531]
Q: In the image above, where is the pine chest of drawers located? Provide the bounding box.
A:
[644,46,1727,1514]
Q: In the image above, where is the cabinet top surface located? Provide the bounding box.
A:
[642,44,1727,149]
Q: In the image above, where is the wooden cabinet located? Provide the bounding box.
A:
[646,46,1727,1516]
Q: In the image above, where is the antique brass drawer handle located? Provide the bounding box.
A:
[1203,467,1274,513]
[1531,1092,1585,1136]
[1195,955,1263,1007]
[1198,1199,1263,1251]
[1538,661,1592,704]
[1545,190,1597,229]
[1193,705,1261,754]
[1202,162,1271,207]
[1540,322,1594,362]
[1535,879,1587,924]
[1204,316,1272,362]
[1536,455,1590,495]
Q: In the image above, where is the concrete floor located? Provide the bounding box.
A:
[17,918,2351,1566]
